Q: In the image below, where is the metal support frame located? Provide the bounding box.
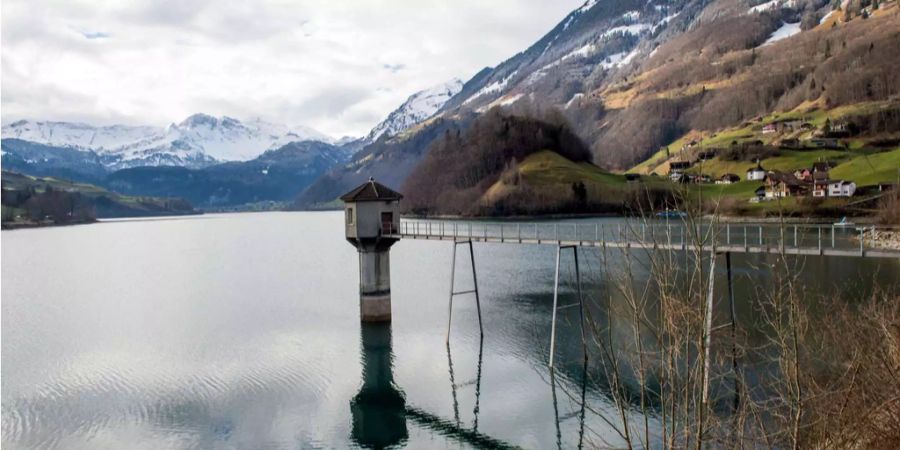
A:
[726,252,740,414]
[702,252,717,406]
[446,240,483,343]
[701,251,742,411]
[548,245,587,369]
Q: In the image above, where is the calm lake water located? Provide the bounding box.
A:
[3,212,899,449]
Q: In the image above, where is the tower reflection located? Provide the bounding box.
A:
[350,323,408,449]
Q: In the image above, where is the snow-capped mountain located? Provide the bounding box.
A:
[439,0,688,114]
[1,114,334,169]
[364,78,463,143]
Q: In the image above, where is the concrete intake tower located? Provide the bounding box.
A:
[341,178,403,322]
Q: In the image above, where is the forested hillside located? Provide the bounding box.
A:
[297,0,900,213]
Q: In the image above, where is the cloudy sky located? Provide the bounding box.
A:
[2,0,583,138]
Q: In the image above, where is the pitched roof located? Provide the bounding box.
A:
[767,171,801,186]
[340,177,403,202]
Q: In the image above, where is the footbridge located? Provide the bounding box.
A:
[384,219,900,259]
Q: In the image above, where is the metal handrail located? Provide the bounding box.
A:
[382,219,899,258]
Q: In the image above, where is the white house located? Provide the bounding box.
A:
[746,165,767,181]
[827,180,856,197]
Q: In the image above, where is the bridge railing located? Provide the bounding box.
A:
[382,219,900,256]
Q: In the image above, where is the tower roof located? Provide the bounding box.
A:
[340,177,403,202]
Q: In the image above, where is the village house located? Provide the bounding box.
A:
[696,150,716,161]
[716,173,741,184]
[828,121,852,138]
[765,171,804,198]
[695,174,713,184]
[668,161,692,181]
[746,162,767,181]
[793,168,813,182]
[828,180,856,197]
[750,186,768,203]
[625,173,641,183]
[813,177,829,197]
[761,124,777,134]
[778,119,805,132]
[780,138,801,149]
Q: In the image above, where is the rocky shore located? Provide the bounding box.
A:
[860,229,900,250]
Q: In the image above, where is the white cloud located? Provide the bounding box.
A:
[1,0,582,138]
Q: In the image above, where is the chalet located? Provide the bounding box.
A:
[625,173,641,183]
[668,161,692,180]
[716,173,741,184]
[672,173,696,184]
[793,168,813,182]
[695,174,713,184]
[780,138,801,149]
[750,186,768,203]
[746,162,767,181]
[780,119,804,131]
[680,142,698,152]
[829,121,852,138]
[812,178,829,197]
[696,151,716,161]
[765,171,804,198]
[828,180,856,197]
[761,124,777,134]
[800,122,814,131]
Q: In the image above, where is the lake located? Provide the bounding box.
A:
[3,212,899,449]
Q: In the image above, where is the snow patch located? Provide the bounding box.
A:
[819,10,834,24]
[564,42,597,60]
[498,94,524,106]
[577,0,598,14]
[463,71,518,105]
[602,23,651,38]
[622,10,641,21]
[565,93,585,109]
[761,21,801,46]
[749,0,780,13]
[599,48,640,69]
[366,78,463,141]
[748,0,796,14]
[653,12,679,31]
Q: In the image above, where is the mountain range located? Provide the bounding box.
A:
[1,78,466,208]
[1,114,333,169]
[4,0,899,214]
[295,0,900,209]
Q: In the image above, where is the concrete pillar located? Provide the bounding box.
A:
[358,248,392,322]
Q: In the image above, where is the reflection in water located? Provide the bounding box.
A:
[446,339,484,431]
[351,323,408,449]
[352,322,522,449]
[550,360,588,450]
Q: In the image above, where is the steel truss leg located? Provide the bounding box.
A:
[446,240,483,344]
[549,245,587,369]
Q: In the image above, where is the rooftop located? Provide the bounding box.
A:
[340,177,404,202]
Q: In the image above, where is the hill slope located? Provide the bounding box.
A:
[1,170,197,226]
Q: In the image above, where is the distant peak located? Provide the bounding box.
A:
[178,113,219,128]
